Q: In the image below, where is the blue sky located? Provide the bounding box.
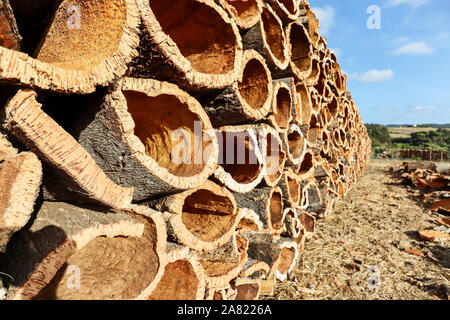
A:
[310,0,450,125]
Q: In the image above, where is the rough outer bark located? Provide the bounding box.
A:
[0,151,41,252]
[76,78,218,201]
[132,0,243,92]
[233,186,284,235]
[1,201,145,300]
[147,245,206,300]
[241,3,290,72]
[297,211,316,239]
[216,0,263,29]
[239,259,270,279]
[299,1,320,48]
[0,130,16,160]
[302,179,323,215]
[201,50,273,126]
[259,123,286,187]
[213,124,265,193]
[2,89,133,209]
[266,0,300,23]
[272,21,313,81]
[0,0,140,94]
[199,234,248,290]
[281,123,307,168]
[0,0,21,50]
[240,231,282,281]
[147,180,240,252]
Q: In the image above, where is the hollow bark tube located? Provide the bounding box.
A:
[3,89,133,209]
[0,151,42,252]
[76,78,219,201]
[277,169,301,208]
[202,50,273,126]
[216,0,263,29]
[0,0,140,93]
[260,124,286,187]
[233,187,284,235]
[241,3,290,72]
[275,239,298,282]
[295,82,312,125]
[273,21,313,81]
[296,150,315,181]
[268,81,293,133]
[236,208,264,233]
[1,202,147,300]
[300,1,320,48]
[213,124,265,193]
[298,211,316,239]
[0,0,21,50]
[281,123,307,167]
[147,245,206,300]
[266,0,300,23]
[133,0,243,92]
[148,180,239,252]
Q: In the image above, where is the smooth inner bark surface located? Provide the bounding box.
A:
[273,87,291,129]
[125,90,209,177]
[261,7,286,64]
[239,58,270,110]
[37,0,127,70]
[181,190,235,242]
[149,0,236,74]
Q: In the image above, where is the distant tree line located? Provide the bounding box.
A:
[365,124,450,155]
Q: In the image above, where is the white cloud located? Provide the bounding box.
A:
[385,0,431,8]
[311,6,334,36]
[357,69,394,83]
[412,105,436,111]
[391,42,434,55]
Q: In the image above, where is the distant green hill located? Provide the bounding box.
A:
[385,124,450,129]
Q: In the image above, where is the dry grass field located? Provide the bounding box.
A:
[269,159,449,300]
[388,127,439,139]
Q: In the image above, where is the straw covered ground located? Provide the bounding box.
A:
[269,159,449,300]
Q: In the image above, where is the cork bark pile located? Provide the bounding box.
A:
[0,0,371,300]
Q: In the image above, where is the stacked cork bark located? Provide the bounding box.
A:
[0,0,371,300]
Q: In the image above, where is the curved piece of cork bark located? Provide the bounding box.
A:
[233,187,284,236]
[266,0,300,23]
[2,201,145,300]
[205,286,237,300]
[295,81,311,125]
[216,0,263,29]
[147,245,206,300]
[3,89,133,209]
[0,0,140,94]
[213,124,265,193]
[236,208,264,233]
[0,131,16,160]
[277,169,301,208]
[202,50,273,126]
[268,80,293,133]
[302,179,323,215]
[0,0,21,50]
[233,277,261,300]
[239,259,270,279]
[0,151,42,252]
[274,21,312,81]
[241,3,290,71]
[260,124,285,187]
[305,56,321,86]
[77,78,218,201]
[298,211,315,239]
[296,150,315,181]
[134,0,243,92]
[148,180,240,252]
[240,231,281,281]
[299,1,320,48]
[281,123,307,167]
[200,234,248,290]
[306,112,323,148]
[275,239,298,282]
[35,205,168,300]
